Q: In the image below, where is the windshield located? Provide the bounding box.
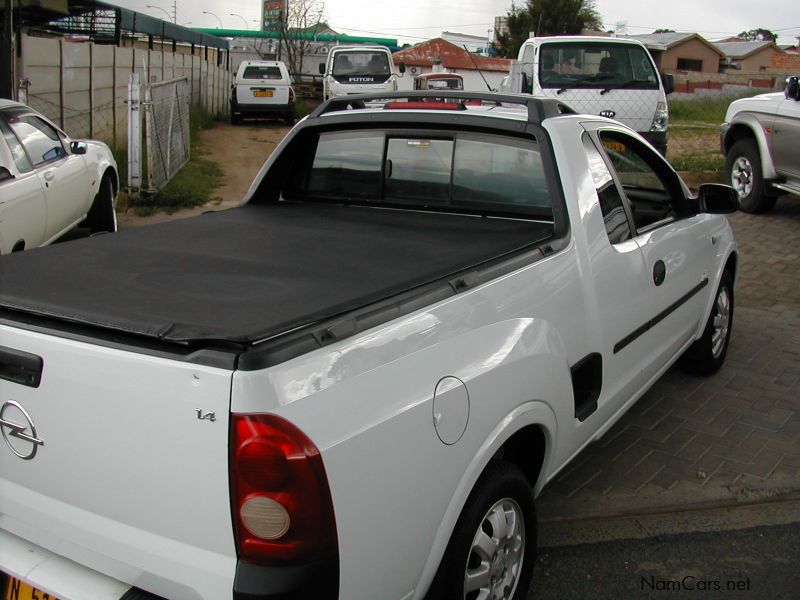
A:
[425,78,464,90]
[539,42,658,90]
[332,51,391,76]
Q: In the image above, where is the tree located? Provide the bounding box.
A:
[273,0,326,81]
[494,0,602,58]
[654,28,676,34]
[737,28,777,42]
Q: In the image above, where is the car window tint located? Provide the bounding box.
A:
[385,138,453,203]
[292,130,553,220]
[582,134,631,244]
[306,131,384,198]
[599,131,676,231]
[0,118,33,173]
[8,116,66,167]
[453,136,552,214]
[243,66,283,80]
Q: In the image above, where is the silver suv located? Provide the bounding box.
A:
[721,76,800,213]
[230,60,295,125]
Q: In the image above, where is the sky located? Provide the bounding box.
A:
[117,0,800,47]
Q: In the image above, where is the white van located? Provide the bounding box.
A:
[502,36,674,154]
[230,60,295,125]
[319,46,404,100]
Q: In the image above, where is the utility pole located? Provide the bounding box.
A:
[1,0,14,99]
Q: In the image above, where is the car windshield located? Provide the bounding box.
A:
[539,42,658,90]
[332,51,391,75]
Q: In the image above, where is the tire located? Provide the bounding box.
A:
[230,112,241,125]
[86,175,117,234]
[725,139,776,214]
[431,461,536,600]
[679,269,734,376]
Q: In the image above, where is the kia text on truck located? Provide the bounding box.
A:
[0,91,738,600]
[502,36,674,154]
[319,45,404,100]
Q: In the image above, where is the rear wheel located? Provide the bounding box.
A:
[679,269,734,375]
[726,139,776,213]
[433,461,536,600]
[86,175,117,234]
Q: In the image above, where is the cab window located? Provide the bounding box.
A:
[582,134,631,244]
[7,115,66,167]
[598,131,686,232]
[0,118,33,173]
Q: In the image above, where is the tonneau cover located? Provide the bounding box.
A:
[0,203,550,345]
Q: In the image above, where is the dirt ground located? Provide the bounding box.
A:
[117,122,291,228]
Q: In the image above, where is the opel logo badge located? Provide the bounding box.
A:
[0,400,44,460]
[599,110,616,119]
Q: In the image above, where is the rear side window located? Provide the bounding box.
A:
[0,118,33,173]
[7,115,66,167]
[290,130,553,219]
[242,66,284,80]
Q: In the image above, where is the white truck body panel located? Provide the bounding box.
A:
[0,325,237,600]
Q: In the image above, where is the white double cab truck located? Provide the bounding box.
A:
[319,45,405,100]
[502,36,675,154]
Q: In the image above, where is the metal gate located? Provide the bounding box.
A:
[127,74,190,195]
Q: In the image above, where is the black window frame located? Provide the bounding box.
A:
[581,132,636,244]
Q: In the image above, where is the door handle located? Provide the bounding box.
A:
[43,171,55,182]
[653,260,666,286]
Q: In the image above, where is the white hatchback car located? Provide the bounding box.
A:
[230,60,296,125]
[0,100,118,255]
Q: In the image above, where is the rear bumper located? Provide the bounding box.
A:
[233,557,338,599]
[231,102,294,116]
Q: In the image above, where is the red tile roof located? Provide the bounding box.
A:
[393,38,510,72]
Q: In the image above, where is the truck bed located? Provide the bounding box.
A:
[0,202,552,347]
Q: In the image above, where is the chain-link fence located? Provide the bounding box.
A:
[144,77,190,193]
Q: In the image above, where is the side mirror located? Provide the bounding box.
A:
[661,72,675,95]
[698,183,738,214]
[318,63,325,75]
[0,166,14,183]
[399,61,406,74]
[70,141,87,155]
[785,76,799,100]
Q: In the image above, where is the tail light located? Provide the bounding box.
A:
[231,414,338,563]
[289,87,295,102]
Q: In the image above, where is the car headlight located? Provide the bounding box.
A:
[651,101,669,132]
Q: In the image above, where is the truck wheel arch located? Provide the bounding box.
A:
[724,117,777,180]
[414,402,556,600]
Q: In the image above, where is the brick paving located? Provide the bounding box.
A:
[538,196,800,520]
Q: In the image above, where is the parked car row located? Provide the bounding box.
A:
[0,99,118,255]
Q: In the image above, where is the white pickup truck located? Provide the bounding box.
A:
[0,92,738,600]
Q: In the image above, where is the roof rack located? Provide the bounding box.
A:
[308,92,576,124]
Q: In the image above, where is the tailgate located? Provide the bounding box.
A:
[236,83,289,104]
[0,324,237,600]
